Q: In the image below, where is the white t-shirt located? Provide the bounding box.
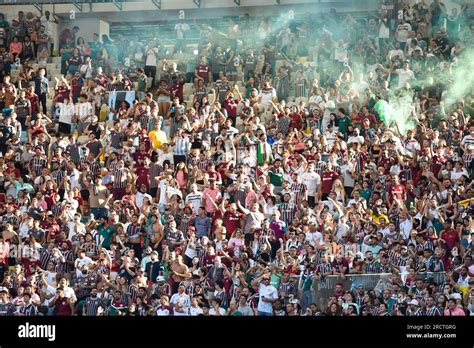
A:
[451,169,468,181]
[189,306,203,316]
[67,221,86,240]
[388,49,405,61]
[135,191,152,209]
[347,135,365,145]
[74,256,93,277]
[156,150,174,166]
[145,47,159,66]
[347,198,367,209]
[379,20,390,39]
[396,69,415,88]
[175,23,190,40]
[258,283,278,314]
[68,169,81,190]
[305,230,322,246]
[259,88,276,108]
[209,307,226,316]
[76,102,94,121]
[158,179,171,205]
[324,130,338,148]
[341,163,355,188]
[40,284,57,307]
[334,44,348,63]
[400,218,413,239]
[300,171,321,195]
[263,204,278,217]
[170,293,191,307]
[58,103,75,125]
[461,135,474,149]
[396,23,412,42]
[185,192,203,213]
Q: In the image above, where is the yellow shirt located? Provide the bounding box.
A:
[149,129,168,150]
[371,212,389,226]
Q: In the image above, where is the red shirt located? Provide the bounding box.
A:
[55,85,70,103]
[27,92,39,115]
[441,229,459,249]
[360,113,377,126]
[203,254,216,268]
[56,297,73,316]
[21,258,41,277]
[223,211,243,237]
[321,170,339,194]
[136,166,149,189]
[71,78,82,94]
[5,167,20,179]
[390,183,406,200]
[432,155,445,177]
[289,113,303,130]
[207,171,221,183]
[96,74,108,87]
[73,195,84,207]
[43,189,57,210]
[224,98,238,119]
[134,151,150,167]
[217,162,232,180]
[170,82,184,102]
[196,64,211,82]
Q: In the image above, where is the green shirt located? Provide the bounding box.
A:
[385,298,396,312]
[137,75,147,92]
[107,300,127,316]
[270,273,282,289]
[359,188,372,202]
[60,44,74,62]
[302,274,313,291]
[162,261,170,281]
[338,115,352,134]
[269,170,284,187]
[98,224,116,249]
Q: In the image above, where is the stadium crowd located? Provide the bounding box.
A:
[0,0,473,317]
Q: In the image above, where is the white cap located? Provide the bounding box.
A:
[450,293,462,300]
[408,299,419,306]
[325,100,336,110]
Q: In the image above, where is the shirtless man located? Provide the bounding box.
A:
[149,213,164,249]
[170,255,191,294]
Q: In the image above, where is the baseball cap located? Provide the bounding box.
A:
[325,100,336,110]
[156,276,165,282]
[450,293,462,300]
[408,299,419,306]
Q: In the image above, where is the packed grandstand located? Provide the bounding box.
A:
[0,0,472,317]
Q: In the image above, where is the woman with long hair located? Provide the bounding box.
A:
[211,137,226,163]
[76,36,90,56]
[331,179,346,204]
[156,79,172,116]
[228,230,245,257]
[192,169,209,192]
[326,302,342,316]
[66,48,83,75]
[175,162,189,198]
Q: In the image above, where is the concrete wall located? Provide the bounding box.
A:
[58,17,110,43]
[0,0,463,19]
